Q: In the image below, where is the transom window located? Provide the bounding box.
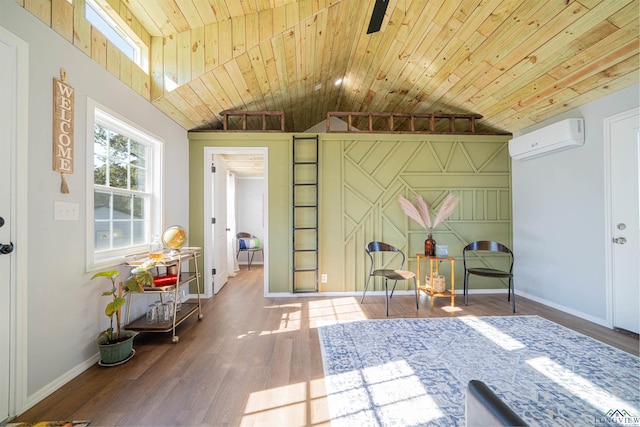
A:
[87,102,162,269]
[85,0,148,72]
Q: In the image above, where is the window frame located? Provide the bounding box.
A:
[85,0,149,73]
[86,98,163,271]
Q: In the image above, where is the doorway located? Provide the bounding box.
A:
[0,24,28,422]
[203,147,268,297]
[605,107,640,334]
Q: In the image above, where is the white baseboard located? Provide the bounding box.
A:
[263,289,609,327]
[265,288,510,298]
[19,353,100,415]
[515,289,609,328]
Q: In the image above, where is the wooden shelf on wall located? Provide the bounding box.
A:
[220,110,285,132]
[326,112,509,135]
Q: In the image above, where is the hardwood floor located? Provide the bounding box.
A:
[14,266,638,426]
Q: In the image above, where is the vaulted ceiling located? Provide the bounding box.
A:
[122,0,638,133]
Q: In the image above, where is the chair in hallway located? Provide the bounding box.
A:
[236,232,263,270]
[463,241,515,312]
[362,241,418,316]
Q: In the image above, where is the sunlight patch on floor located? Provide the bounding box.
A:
[527,356,639,415]
[307,297,367,327]
[242,379,329,426]
[460,316,526,350]
[326,359,443,425]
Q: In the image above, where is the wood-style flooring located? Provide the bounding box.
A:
[14,266,638,426]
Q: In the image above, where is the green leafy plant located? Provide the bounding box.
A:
[91,260,155,344]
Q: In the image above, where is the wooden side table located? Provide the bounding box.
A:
[416,254,456,308]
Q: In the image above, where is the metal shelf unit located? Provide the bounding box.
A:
[292,135,319,293]
[124,248,203,343]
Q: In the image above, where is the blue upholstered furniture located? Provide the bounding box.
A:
[236,232,263,270]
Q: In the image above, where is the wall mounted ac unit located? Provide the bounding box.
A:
[508,118,584,160]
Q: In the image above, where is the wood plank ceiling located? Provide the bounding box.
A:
[122,0,638,133]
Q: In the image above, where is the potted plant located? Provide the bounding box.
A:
[91,260,155,365]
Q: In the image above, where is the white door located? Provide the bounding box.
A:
[226,173,239,274]
[0,26,19,423]
[212,156,229,294]
[0,33,13,424]
[609,109,640,334]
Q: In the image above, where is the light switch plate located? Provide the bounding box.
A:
[54,201,79,220]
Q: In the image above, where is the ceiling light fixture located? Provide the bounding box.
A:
[335,78,343,86]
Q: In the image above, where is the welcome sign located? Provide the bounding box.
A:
[53,69,74,193]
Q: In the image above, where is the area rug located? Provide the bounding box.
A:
[318,316,640,426]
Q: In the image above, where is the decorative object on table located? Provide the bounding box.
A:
[398,193,459,256]
[52,68,74,194]
[435,244,449,257]
[318,316,640,427]
[162,225,188,256]
[152,274,178,286]
[149,234,163,261]
[90,261,154,365]
[425,274,446,292]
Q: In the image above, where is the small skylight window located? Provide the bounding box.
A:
[85,0,148,72]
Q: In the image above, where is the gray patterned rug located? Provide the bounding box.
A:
[317,316,640,426]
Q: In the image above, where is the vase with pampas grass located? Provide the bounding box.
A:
[398,193,459,256]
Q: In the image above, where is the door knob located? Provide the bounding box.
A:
[613,237,627,244]
[0,242,14,254]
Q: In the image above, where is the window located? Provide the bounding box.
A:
[85,0,148,72]
[87,101,162,269]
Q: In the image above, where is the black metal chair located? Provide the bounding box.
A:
[236,232,263,270]
[362,241,418,316]
[466,380,528,426]
[463,241,515,312]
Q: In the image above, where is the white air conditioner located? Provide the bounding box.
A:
[508,118,584,160]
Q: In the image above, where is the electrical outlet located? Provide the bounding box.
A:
[321,274,328,283]
[54,201,79,221]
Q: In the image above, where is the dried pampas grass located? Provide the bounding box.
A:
[432,194,459,229]
[398,195,428,229]
[397,193,459,233]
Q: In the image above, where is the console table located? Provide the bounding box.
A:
[416,254,456,308]
[124,248,202,343]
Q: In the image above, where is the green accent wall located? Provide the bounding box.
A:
[189,133,292,293]
[189,132,512,294]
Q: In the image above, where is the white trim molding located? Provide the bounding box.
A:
[0,23,29,419]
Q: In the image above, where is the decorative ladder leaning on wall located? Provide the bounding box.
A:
[292,135,319,292]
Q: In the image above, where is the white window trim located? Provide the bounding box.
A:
[86,98,163,271]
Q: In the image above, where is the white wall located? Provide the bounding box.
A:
[1,2,188,412]
[236,177,265,264]
[512,84,640,325]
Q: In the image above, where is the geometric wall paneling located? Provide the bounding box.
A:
[331,134,512,295]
